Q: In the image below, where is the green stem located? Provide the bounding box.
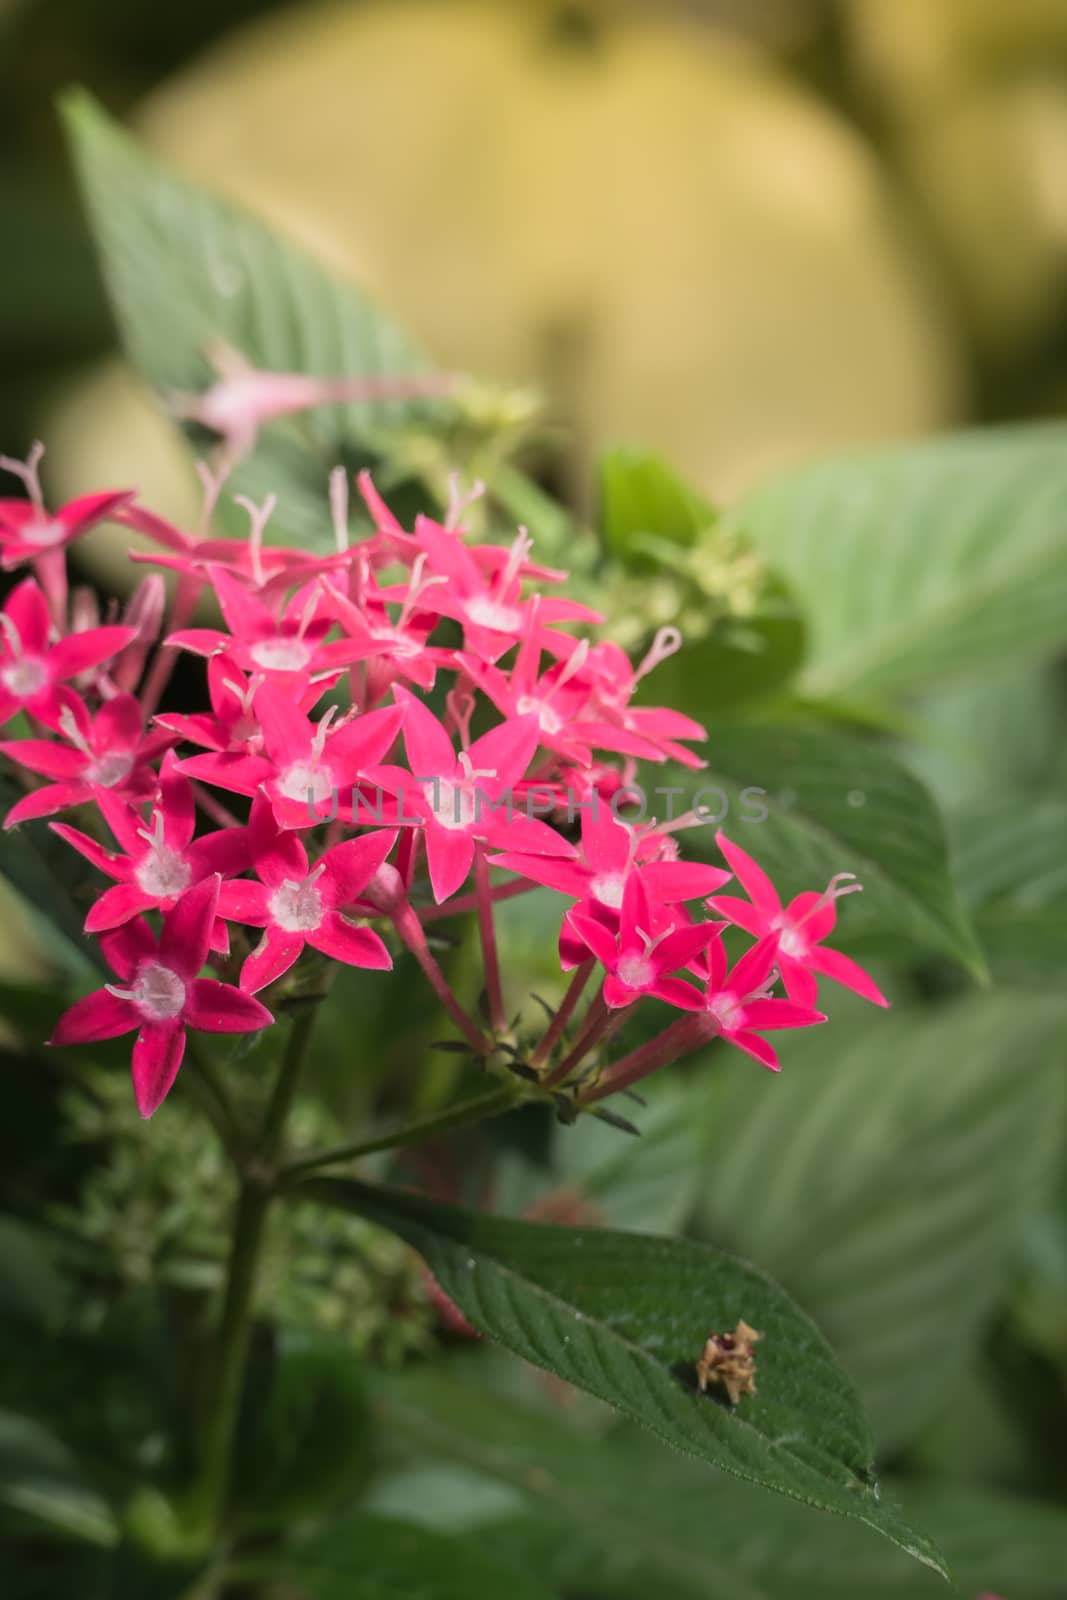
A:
[188,1005,318,1542]
[279,1082,520,1182]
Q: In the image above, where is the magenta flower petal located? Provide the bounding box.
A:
[424,825,476,904]
[239,929,304,994]
[185,978,273,1032]
[309,913,392,970]
[50,988,138,1045]
[132,1022,186,1118]
[99,916,158,980]
[159,875,220,978]
[807,945,889,1007]
[715,832,782,917]
[85,882,157,933]
[48,625,136,679]
[216,879,273,926]
[0,738,84,780]
[318,830,397,907]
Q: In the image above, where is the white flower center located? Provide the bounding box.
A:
[18,517,67,548]
[249,638,313,672]
[423,777,477,832]
[1,656,48,699]
[87,751,134,788]
[464,596,523,634]
[278,761,333,805]
[269,876,325,933]
[706,993,743,1032]
[107,960,187,1022]
[515,694,562,735]
[372,627,420,659]
[777,925,807,960]
[616,953,654,991]
[135,845,192,901]
[590,872,626,910]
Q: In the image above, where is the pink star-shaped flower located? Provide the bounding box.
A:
[0,577,135,728]
[217,795,396,992]
[0,487,132,570]
[709,832,888,1009]
[50,750,247,944]
[177,683,405,829]
[49,874,272,1117]
[1,689,173,829]
[696,930,826,1070]
[568,872,718,1010]
[364,687,575,903]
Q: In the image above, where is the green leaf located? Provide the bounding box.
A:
[691,721,985,976]
[698,991,1067,1449]
[0,1411,116,1546]
[378,1366,963,1596]
[952,797,1067,982]
[243,1513,561,1600]
[61,93,443,549]
[307,1178,946,1576]
[231,1328,370,1527]
[0,1215,68,1329]
[728,422,1067,700]
[0,775,102,980]
[599,446,713,560]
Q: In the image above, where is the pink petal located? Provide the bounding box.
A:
[0,738,84,779]
[424,825,475,904]
[620,870,653,945]
[216,879,272,927]
[60,489,133,538]
[480,812,575,858]
[641,861,731,902]
[99,917,158,980]
[785,890,837,944]
[49,821,127,878]
[705,894,766,938]
[184,978,273,1033]
[603,974,639,1008]
[467,714,540,796]
[776,951,819,1008]
[319,830,397,907]
[715,832,782,917]
[309,912,392,970]
[159,875,220,978]
[566,911,619,969]
[581,805,632,874]
[807,945,889,1007]
[247,789,306,884]
[85,882,157,933]
[742,998,826,1031]
[94,694,143,752]
[254,682,313,766]
[487,852,589,897]
[210,565,274,641]
[189,828,251,880]
[48,626,136,680]
[3,578,51,653]
[728,931,781,998]
[176,751,274,796]
[238,930,303,994]
[654,921,719,973]
[651,975,706,1011]
[4,782,88,827]
[165,628,232,657]
[158,749,197,849]
[325,701,406,781]
[50,988,138,1045]
[132,1022,186,1118]
[725,1029,781,1072]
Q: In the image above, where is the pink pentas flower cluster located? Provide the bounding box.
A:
[0,440,886,1121]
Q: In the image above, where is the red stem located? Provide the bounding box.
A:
[419,876,537,923]
[390,901,493,1057]
[583,1014,718,1103]
[530,958,595,1070]
[474,847,506,1033]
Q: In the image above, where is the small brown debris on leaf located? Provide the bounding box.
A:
[695,1319,762,1405]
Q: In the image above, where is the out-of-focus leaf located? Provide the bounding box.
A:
[698,991,1066,1449]
[232,1328,370,1526]
[0,778,101,980]
[62,92,446,549]
[599,446,713,560]
[728,423,1067,700]
[241,1512,561,1600]
[686,722,985,975]
[0,1411,116,1546]
[952,797,1067,982]
[308,1177,946,1575]
[0,1215,68,1328]
[381,1367,1067,1597]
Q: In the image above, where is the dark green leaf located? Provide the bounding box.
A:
[0,1410,116,1546]
[307,1178,946,1575]
[62,93,444,550]
[232,1328,370,1527]
[728,422,1067,699]
[952,797,1067,982]
[699,991,1067,1449]
[599,446,713,560]
[691,722,985,975]
[244,1512,561,1600]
